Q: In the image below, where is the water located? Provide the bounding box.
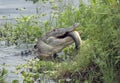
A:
[0,0,80,24]
[0,45,34,82]
[0,0,38,24]
[0,0,37,17]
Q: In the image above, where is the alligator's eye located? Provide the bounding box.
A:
[53,29,56,32]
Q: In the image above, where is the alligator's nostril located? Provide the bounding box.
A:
[53,29,55,31]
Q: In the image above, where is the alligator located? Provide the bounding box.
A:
[33,23,82,59]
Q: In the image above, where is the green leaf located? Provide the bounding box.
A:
[93,0,96,3]
[12,80,19,83]
[1,68,7,76]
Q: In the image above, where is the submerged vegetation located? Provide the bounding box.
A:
[0,0,120,83]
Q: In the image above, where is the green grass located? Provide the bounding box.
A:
[0,0,120,83]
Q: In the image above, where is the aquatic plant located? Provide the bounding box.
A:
[0,68,7,83]
[0,15,41,46]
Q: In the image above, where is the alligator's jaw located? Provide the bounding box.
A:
[35,30,82,59]
[41,23,80,42]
